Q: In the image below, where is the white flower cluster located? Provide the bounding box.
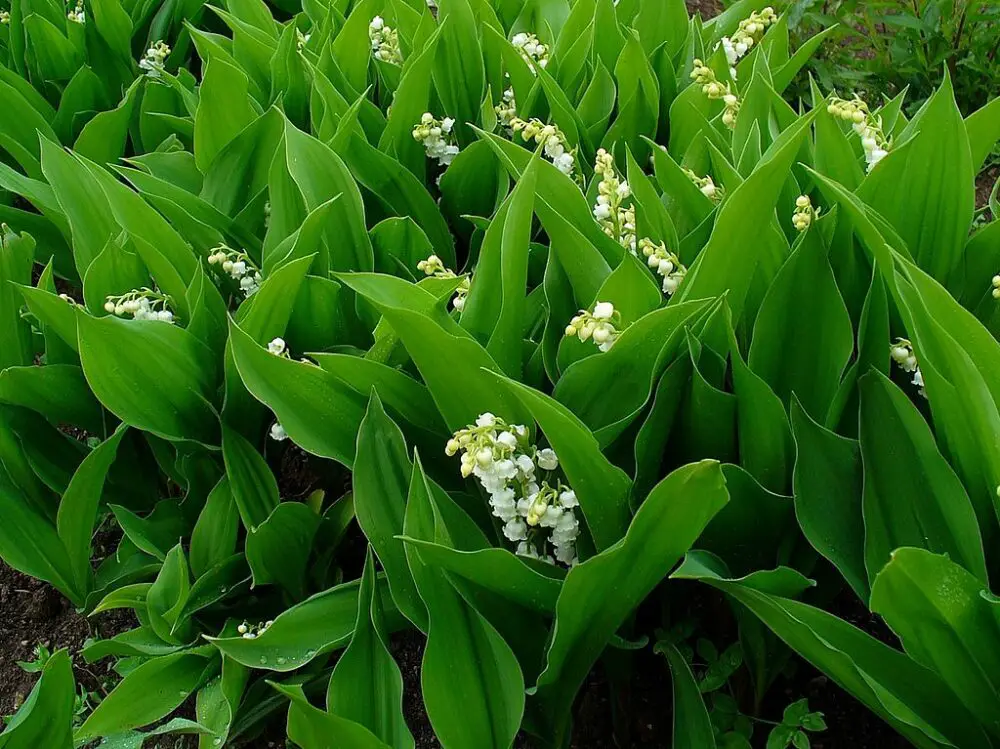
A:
[0,10,10,23]
[238,620,273,640]
[67,0,84,24]
[509,118,575,177]
[684,167,723,202]
[991,274,1000,300]
[593,149,636,253]
[565,301,619,352]
[719,7,777,76]
[828,96,890,172]
[639,237,687,296]
[369,16,402,65]
[296,29,310,51]
[690,59,740,128]
[890,338,926,397]
[139,41,170,78]
[412,113,460,168]
[104,289,175,323]
[792,195,821,232]
[208,244,262,297]
[417,253,470,311]
[495,87,517,133]
[446,413,580,565]
[511,32,549,73]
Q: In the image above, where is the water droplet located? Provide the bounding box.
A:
[259,656,268,665]
[179,690,187,697]
[304,649,316,659]
[213,739,222,746]
[276,656,287,665]
[218,586,227,593]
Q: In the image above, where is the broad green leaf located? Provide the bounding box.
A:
[859,371,987,584]
[56,426,127,598]
[674,552,990,749]
[870,548,1000,734]
[790,400,868,602]
[532,462,728,744]
[222,424,279,531]
[434,0,486,144]
[194,58,259,173]
[73,79,141,168]
[748,229,853,420]
[75,653,211,742]
[965,95,1000,173]
[228,319,368,466]
[327,549,414,749]
[0,649,75,749]
[0,365,103,434]
[858,74,973,283]
[659,641,716,749]
[78,315,220,445]
[354,393,427,630]
[245,502,320,597]
[208,576,405,671]
[278,684,391,749]
[405,455,525,749]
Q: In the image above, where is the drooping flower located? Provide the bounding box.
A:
[716,6,777,75]
[510,31,549,73]
[889,338,926,398]
[792,195,821,232]
[690,59,740,129]
[495,87,517,133]
[593,149,636,253]
[565,301,620,352]
[104,288,175,323]
[269,422,288,441]
[639,238,687,296]
[67,0,85,23]
[208,244,263,298]
[683,168,724,202]
[369,16,402,65]
[828,95,892,172]
[447,414,580,565]
[139,41,171,78]
[412,113,461,168]
[416,254,470,311]
[509,118,577,177]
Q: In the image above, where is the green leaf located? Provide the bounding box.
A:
[327,548,414,749]
[870,547,1000,733]
[675,110,816,325]
[222,424,279,531]
[674,552,991,749]
[404,454,525,749]
[208,576,405,671]
[56,426,127,598]
[245,502,320,597]
[858,73,974,283]
[659,641,717,749]
[434,0,486,144]
[859,371,987,584]
[354,392,427,630]
[278,683,391,749]
[73,78,141,168]
[228,319,368,466]
[75,652,211,743]
[748,222,853,422]
[532,462,728,744]
[194,58,259,173]
[0,228,37,370]
[965,95,1000,173]
[78,314,220,445]
[0,649,75,749]
[0,365,104,434]
[790,400,868,602]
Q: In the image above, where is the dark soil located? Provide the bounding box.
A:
[977,165,998,217]
[0,560,133,717]
[686,0,723,19]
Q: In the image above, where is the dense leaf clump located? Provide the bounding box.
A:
[0,0,998,747]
